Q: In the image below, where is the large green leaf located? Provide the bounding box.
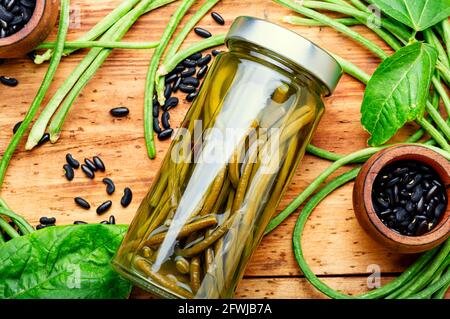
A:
[361,42,437,146]
[372,0,450,31]
[0,224,131,299]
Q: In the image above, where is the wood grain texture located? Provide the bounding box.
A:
[0,0,442,298]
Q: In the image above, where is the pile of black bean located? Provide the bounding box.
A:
[0,0,36,38]
[153,12,225,141]
[37,153,134,229]
[372,160,448,236]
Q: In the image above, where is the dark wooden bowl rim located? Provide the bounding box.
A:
[361,145,450,247]
[0,1,45,47]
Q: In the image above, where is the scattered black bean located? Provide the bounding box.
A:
[93,156,105,172]
[74,221,88,225]
[0,75,18,86]
[197,54,211,67]
[102,177,115,195]
[211,12,225,25]
[81,164,95,179]
[182,77,200,87]
[163,96,179,111]
[212,49,222,57]
[153,118,162,134]
[158,128,173,141]
[84,158,97,172]
[165,73,178,84]
[153,102,160,118]
[162,111,170,129]
[66,153,80,169]
[186,92,198,102]
[173,65,185,74]
[121,187,133,207]
[39,217,56,225]
[110,106,129,117]
[181,67,196,78]
[164,84,172,99]
[179,83,196,94]
[12,121,22,134]
[96,200,112,215]
[197,65,208,79]
[37,133,50,146]
[63,164,74,181]
[194,27,212,38]
[372,160,447,236]
[74,197,90,210]
[36,224,46,230]
[189,52,202,60]
[172,76,182,93]
[182,59,197,68]
[109,215,116,225]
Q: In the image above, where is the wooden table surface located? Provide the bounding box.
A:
[0,0,447,299]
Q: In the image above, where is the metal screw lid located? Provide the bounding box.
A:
[225,16,343,95]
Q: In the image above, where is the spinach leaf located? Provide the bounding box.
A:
[0,224,132,299]
[371,0,450,31]
[361,42,437,146]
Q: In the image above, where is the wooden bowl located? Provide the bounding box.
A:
[0,0,59,58]
[353,145,450,254]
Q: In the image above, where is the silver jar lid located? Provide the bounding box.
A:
[225,16,343,95]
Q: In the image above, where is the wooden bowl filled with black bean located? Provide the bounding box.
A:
[0,0,59,58]
[353,145,450,254]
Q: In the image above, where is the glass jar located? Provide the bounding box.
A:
[112,16,342,299]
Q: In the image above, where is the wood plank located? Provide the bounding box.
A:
[0,0,428,295]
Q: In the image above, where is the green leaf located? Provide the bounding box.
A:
[361,42,437,146]
[371,0,450,31]
[0,224,132,299]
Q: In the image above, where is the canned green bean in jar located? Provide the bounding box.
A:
[112,16,342,299]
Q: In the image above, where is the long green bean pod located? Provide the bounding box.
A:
[0,0,70,188]
[283,15,360,27]
[144,0,196,159]
[36,40,160,50]
[0,217,20,239]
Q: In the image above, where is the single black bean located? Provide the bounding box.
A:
[197,65,208,79]
[182,59,197,68]
[393,167,408,176]
[189,52,202,60]
[405,201,415,213]
[102,177,115,195]
[173,65,185,74]
[212,49,222,57]
[74,221,88,225]
[181,67,196,78]
[415,220,429,236]
[422,179,431,189]
[165,73,178,84]
[153,102,160,118]
[109,215,116,225]
[211,12,225,25]
[425,185,439,201]
[12,121,22,134]
[39,217,56,225]
[110,107,129,117]
[66,153,80,169]
[63,164,74,181]
[376,196,389,209]
[74,197,90,210]
[406,174,422,190]
[434,203,445,220]
[386,177,400,187]
[36,224,46,230]
[162,111,170,129]
[37,133,50,146]
[121,187,133,207]
[416,197,425,214]
[186,92,198,102]
[81,164,95,179]
[393,185,399,204]
[84,158,97,172]
[172,77,182,93]
[197,54,211,67]
[411,185,423,203]
[27,50,36,61]
[194,27,212,38]
[100,220,109,224]
[395,207,408,222]
[164,84,172,99]
[153,118,162,134]
[93,156,106,172]
[432,179,443,188]
[97,200,112,215]
[385,189,394,205]
[158,128,173,141]
[179,83,196,94]
[182,77,200,87]
[163,96,179,111]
